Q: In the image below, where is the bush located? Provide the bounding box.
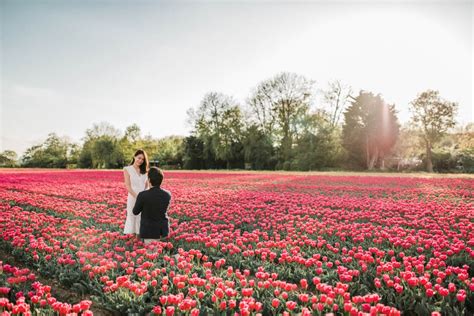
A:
[420,149,474,173]
[432,150,457,172]
[455,148,474,173]
[420,150,454,172]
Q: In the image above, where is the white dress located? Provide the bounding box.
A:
[123,165,147,234]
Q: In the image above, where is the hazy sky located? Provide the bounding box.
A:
[1,0,473,155]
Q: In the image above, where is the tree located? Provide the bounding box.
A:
[425,123,474,173]
[79,122,124,168]
[124,124,142,143]
[242,125,275,170]
[293,112,343,170]
[455,123,474,150]
[137,135,159,162]
[188,92,244,168]
[66,143,81,167]
[0,150,18,167]
[21,133,70,168]
[410,90,458,172]
[85,122,121,140]
[120,124,146,164]
[247,72,314,166]
[152,136,185,167]
[182,136,205,169]
[320,80,352,128]
[78,141,94,168]
[391,124,424,171]
[342,91,400,170]
[91,137,123,169]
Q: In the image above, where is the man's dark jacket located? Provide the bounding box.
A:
[132,186,171,239]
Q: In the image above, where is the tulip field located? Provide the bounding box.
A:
[0,169,473,315]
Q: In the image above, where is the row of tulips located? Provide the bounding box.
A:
[0,170,474,205]
[0,169,473,314]
[0,200,403,314]
[1,171,472,207]
[0,260,93,315]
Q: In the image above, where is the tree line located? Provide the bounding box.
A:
[1,72,472,173]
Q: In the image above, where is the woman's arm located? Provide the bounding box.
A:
[132,193,144,215]
[123,168,137,198]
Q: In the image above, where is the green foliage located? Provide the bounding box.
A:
[0,150,18,167]
[91,137,124,169]
[398,120,473,174]
[292,114,343,170]
[410,90,458,172]
[242,125,276,170]
[321,80,352,128]
[78,122,124,169]
[187,92,245,169]
[421,150,457,172]
[21,133,71,168]
[183,136,205,169]
[420,148,474,173]
[152,136,185,168]
[22,122,183,169]
[248,72,314,165]
[456,148,474,173]
[119,124,143,162]
[76,123,185,170]
[13,76,470,173]
[78,141,94,168]
[342,91,400,170]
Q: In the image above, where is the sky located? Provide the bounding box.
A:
[1,0,473,155]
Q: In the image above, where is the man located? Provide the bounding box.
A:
[132,167,171,244]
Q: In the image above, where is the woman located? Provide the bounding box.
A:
[123,149,149,236]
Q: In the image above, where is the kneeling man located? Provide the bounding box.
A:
[133,167,171,244]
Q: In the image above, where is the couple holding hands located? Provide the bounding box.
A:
[123,149,171,244]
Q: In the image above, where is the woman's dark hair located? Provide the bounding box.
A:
[148,167,164,187]
[130,149,149,174]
